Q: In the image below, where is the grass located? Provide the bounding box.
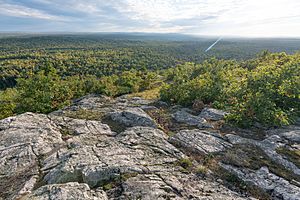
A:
[128,87,161,100]
[195,165,208,176]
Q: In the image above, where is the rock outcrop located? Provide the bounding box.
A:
[169,129,231,154]
[1,95,299,200]
[221,164,300,200]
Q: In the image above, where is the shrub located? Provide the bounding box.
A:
[0,88,17,119]
[160,53,300,127]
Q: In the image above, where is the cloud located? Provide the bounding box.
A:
[0,0,300,36]
[0,1,66,21]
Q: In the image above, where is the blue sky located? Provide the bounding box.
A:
[1,0,300,37]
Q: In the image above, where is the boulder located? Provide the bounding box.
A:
[199,108,228,121]
[108,107,157,128]
[172,109,213,128]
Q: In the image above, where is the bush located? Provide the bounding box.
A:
[160,53,300,127]
[0,66,162,119]
[0,88,17,119]
[16,67,74,114]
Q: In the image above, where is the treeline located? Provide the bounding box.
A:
[1,35,300,90]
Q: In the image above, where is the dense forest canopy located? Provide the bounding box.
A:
[0,34,299,127]
[1,34,300,89]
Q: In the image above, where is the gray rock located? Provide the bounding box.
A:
[116,172,249,200]
[266,125,300,143]
[3,95,297,200]
[172,109,213,128]
[116,95,155,106]
[109,107,157,128]
[0,112,115,199]
[226,134,300,176]
[49,115,116,146]
[72,94,112,110]
[221,164,300,200]
[43,127,183,188]
[0,113,64,199]
[24,182,108,200]
[169,129,231,154]
[199,108,228,121]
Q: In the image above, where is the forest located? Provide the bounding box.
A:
[0,34,299,127]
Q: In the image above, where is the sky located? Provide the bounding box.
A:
[0,0,300,37]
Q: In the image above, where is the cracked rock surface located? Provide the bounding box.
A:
[1,95,299,200]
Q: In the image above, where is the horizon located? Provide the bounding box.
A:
[1,0,300,37]
[1,31,300,40]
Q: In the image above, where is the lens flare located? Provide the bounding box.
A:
[205,37,222,52]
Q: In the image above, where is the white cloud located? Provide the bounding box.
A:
[1,0,300,36]
[0,2,66,21]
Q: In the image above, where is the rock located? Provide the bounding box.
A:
[199,108,228,121]
[112,172,248,200]
[169,129,231,154]
[2,95,298,200]
[108,107,157,128]
[221,164,300,200]
[0,113,64,199]
[172,109,213,128]
[72,94,112,110]
[43,127,183,188]
[0,112,115,199]
[266,125,300,143]
[49,115,116,146]
[226,134,300,176]
[24,182,108,200]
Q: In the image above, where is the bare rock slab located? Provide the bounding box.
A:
[221,164,300,200]
[169,129,231,155]
[23,182,108,200]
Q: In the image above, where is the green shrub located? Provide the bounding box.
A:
[16,67,73,114]
[0,88,17,119]
[160,53,300,127]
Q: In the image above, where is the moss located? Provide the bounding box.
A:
[101,172,139,191]
[146,108,173,134]
[59,127,74,141]
[178,158,193,170]
[103,183,113,191]
[276,147,300,168]
[120,172,139,181]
